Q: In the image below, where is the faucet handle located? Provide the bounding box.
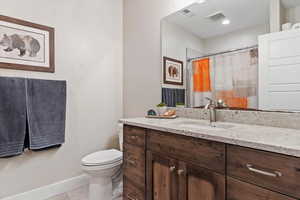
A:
[204,97,216,109]
[205,97,215,104]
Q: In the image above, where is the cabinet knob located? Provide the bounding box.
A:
[126,158,136,166]
[177,169,185,175]
[130,135,137,140]
[170,166,176,172]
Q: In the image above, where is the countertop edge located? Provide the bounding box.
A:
[120,119,300,158]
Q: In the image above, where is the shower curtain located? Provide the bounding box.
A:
[190,48,258,109]
[192,58,213,107]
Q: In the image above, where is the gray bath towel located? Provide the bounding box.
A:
[0,77,27,157]
[26,79,66,150]
[162,88,185,107]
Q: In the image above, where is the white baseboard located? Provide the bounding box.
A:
[1,174,89,200]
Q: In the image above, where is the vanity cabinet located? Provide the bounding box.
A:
[123,125,146,200]
[227,145,300,199]
[227,177,296,200]
[146,152,178,200]
[146,152,225,200]
[146,129,225,200]
[146,129,225,173]
[123,125,300,200]
[177,162,225,200]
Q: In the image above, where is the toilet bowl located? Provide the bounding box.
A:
[81,149,123,200]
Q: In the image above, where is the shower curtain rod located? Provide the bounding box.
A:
[187,44,258,62]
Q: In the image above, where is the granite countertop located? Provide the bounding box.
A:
[119,117,300,158]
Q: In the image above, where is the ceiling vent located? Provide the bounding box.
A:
[180,9,195,18]
[206,12,226,21]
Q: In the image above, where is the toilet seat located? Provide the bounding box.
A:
[81,127,124,200]
[82,159,122,172]
[81,149,122,167]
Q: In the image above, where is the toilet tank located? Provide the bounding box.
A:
[117,123,123,151]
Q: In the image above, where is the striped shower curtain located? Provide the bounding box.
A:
[190,48,258,109]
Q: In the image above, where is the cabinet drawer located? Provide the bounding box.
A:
[124,177,145,200]
[227,177,296,200]
[124,125,146,148]
[147,130,225,173]
[123,143,145,186]
[227,145,300,198]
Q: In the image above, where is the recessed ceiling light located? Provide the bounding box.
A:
[196,0,206,4]
[222,19,230,25]
[206,12,225,21]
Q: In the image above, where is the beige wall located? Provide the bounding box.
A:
[161,20,205,89]
[0,0,123,198]
[123,0,198,117]
[204,24,269,54]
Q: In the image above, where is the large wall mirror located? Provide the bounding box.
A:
[161,0,300,112]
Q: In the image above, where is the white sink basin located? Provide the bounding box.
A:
[169,120,235,131]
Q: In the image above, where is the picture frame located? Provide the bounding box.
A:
[163,56,183,85]
[0,15,55,73]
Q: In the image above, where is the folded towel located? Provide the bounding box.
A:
[26,79,66,150]
[162,88,185,107]
[0,77,27,157]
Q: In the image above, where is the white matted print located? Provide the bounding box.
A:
[0,15,54,72]
[163,57,183,85]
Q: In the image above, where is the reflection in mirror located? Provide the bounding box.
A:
[161,0,300,112]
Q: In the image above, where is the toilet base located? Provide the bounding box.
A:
[81,149,123,200]
[88,175,112,200]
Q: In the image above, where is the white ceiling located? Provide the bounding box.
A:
[164,0,270,39]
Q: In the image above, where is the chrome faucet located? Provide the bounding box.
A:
[204,97,217,124]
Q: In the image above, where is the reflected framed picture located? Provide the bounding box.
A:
[0,15,55,73]
[163,56,183,85]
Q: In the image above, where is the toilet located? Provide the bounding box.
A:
[81,124,123,200]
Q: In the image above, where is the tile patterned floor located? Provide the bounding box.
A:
[46,184,122,200]
[46,185,89,200]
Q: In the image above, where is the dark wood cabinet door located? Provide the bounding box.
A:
[123,143,146,186]
[227,145,300,199]
[146,151,178,200]
[147,130,226,173]
[227,177,297,200]
[178,161,225,200]
[124,177,145,200]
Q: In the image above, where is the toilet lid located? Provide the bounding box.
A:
[81,149,122,166]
